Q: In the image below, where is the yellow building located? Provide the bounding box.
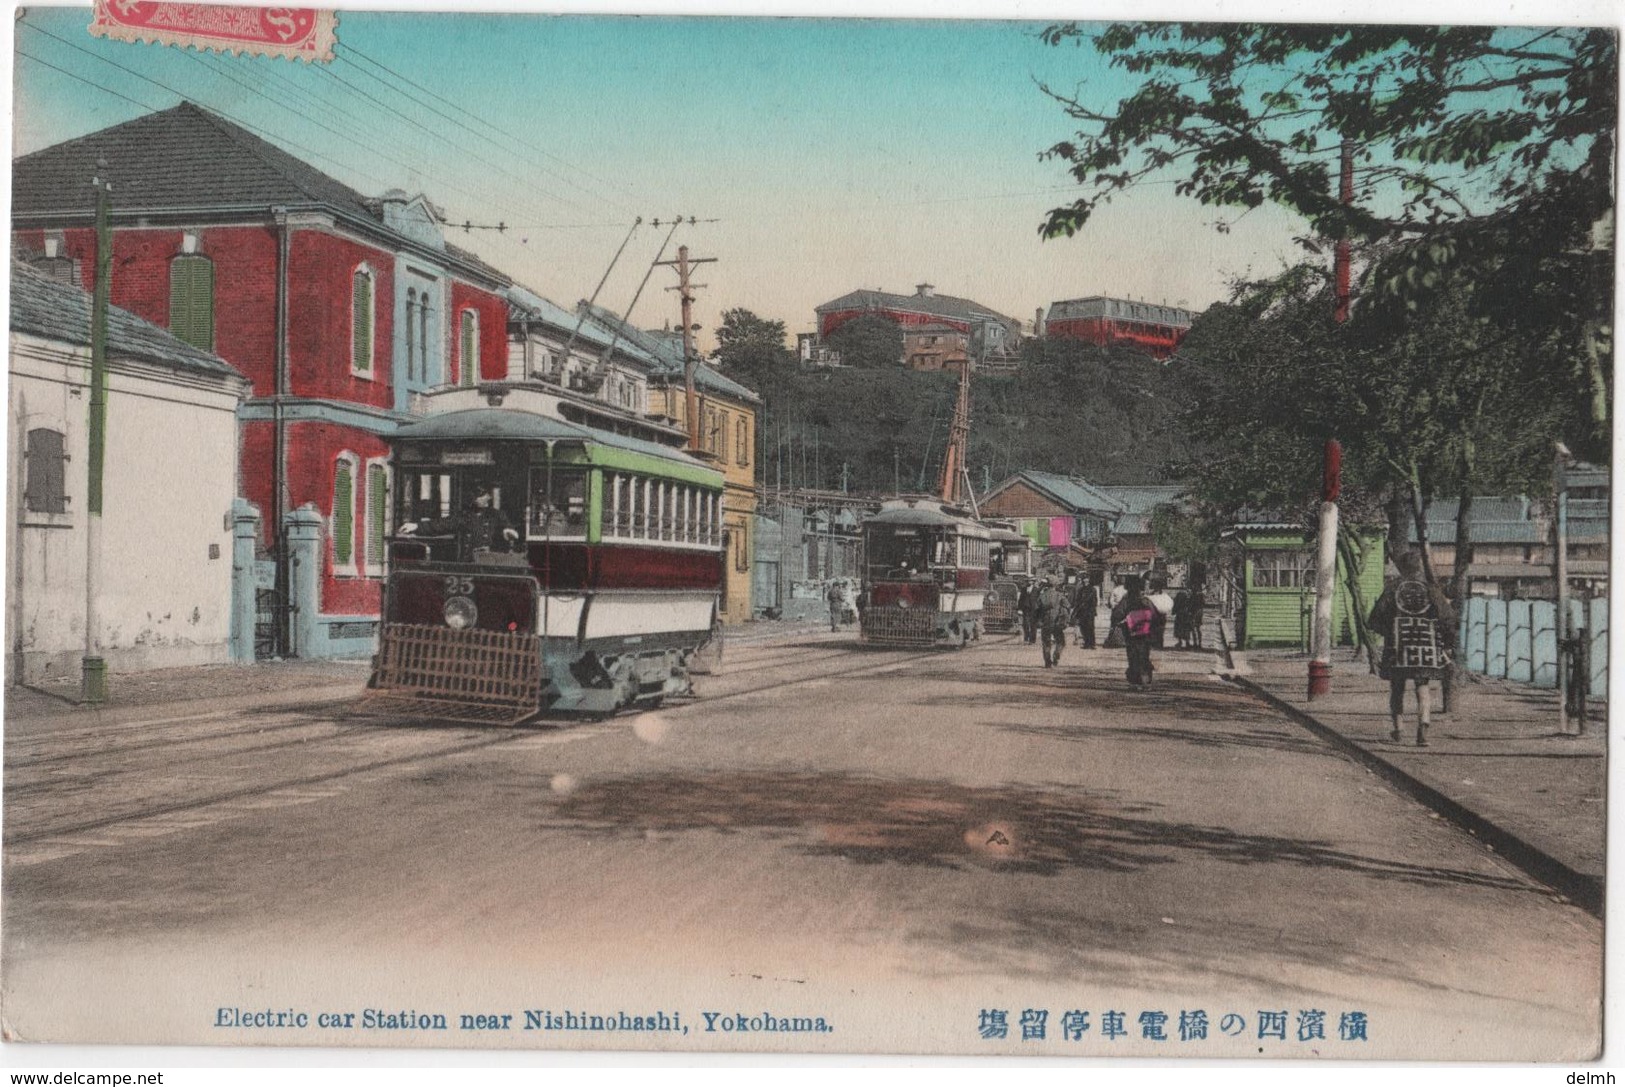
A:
[568,309,761,625]
[650,367,759,624]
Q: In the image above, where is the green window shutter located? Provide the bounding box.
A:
[460,311,476,386]
[334,461,354,566]
[169,256,215,350]
[368,464,387,569]
[352,270,373,372]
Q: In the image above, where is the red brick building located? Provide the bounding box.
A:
[1044,296,1195,359]
[814,283,1021,369]
[13,103,513,657]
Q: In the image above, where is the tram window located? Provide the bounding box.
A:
[868,531,927,574]
[403,472,452,526]
[931,537,954,565]
[528,467,588,538]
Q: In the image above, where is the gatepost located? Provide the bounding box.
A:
[284,504,324,659]
[229,498,262,661]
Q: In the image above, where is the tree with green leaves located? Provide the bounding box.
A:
[825,313,905,369]
[1039,22,1615,457]
[711,308,790,393]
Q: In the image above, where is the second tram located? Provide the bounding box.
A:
[858,498,991,648]
[983,522,1033,633]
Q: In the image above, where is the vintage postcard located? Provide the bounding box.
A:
[2,0,1614,1073]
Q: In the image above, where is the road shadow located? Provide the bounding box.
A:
[913,669,1260,724]
[543,770,1535,896]
[989,719,1331,757]
[536,770,1561,993]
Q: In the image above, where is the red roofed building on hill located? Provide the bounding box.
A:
[1044,296,1195,359]
[814,283,1022,370]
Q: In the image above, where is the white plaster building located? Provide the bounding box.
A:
[8,262,250,684]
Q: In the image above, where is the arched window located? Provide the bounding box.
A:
[351,267,375,375]
[332,455,358,574]
[405,289,418,381]
[169,254,215,350]
[419,299,432,382]
[459,309,478,387]
[365,461,389,577]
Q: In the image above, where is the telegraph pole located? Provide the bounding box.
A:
[82,160,113,703]
[656,244,716,450]
[1310,139,1354,701]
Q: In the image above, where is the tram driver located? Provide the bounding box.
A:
[401,480,520,560]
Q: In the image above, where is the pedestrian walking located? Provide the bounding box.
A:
[1148,580,1176,649]
[826,579,846,632]
[1111,576,1159,689]
[1188,587,1206,649]
[1172,588,1192,649]
[1367,549,1457,747]
[1104,579,1129,648]
[1073,579,1097,649]
[1036,578,1072,668]
[1017,579,1039,644]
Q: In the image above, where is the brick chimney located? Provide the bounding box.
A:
[915,283,935,298]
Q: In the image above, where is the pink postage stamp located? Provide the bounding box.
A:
[88,0,337,62]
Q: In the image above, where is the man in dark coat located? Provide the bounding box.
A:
[1367,549,1457,747]
[1073,579,1097,649]
[1017,579,1039,644]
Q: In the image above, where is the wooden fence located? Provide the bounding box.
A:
[1458,597,1608,700]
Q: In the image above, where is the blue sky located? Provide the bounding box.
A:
[7,5,1540,343]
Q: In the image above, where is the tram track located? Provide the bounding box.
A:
[7,710,361,771]
[5,640,981,852]
[4,724,384,798]
[5,727,534,847]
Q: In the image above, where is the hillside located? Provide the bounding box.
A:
[744,338,1198,496]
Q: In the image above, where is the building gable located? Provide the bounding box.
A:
[981,480,1071,519]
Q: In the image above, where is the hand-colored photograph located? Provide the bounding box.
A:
[3,2,1612,1066]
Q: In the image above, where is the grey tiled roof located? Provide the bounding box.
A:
[990,470,1125,516]
[10,261,245,380]
[1098,484,1187,515]
[1047,297,1194,326]
[506,286,653,364]
[14,102,377,220]
[816,288,1018,329]
[576,302,760,403]
[14,103,511,287]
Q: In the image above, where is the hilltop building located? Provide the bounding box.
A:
[1045,297,1195,359]
[814,284,1022,370]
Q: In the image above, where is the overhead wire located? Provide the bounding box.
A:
[340,42,645,210]
[187,49,636,234]
[14,30,400,194]
[331,50,626,216]
[310,60,594,218]
[20,15,637,256]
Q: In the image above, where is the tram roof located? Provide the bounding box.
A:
[865,503,990,533]
[394,408,716,472]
